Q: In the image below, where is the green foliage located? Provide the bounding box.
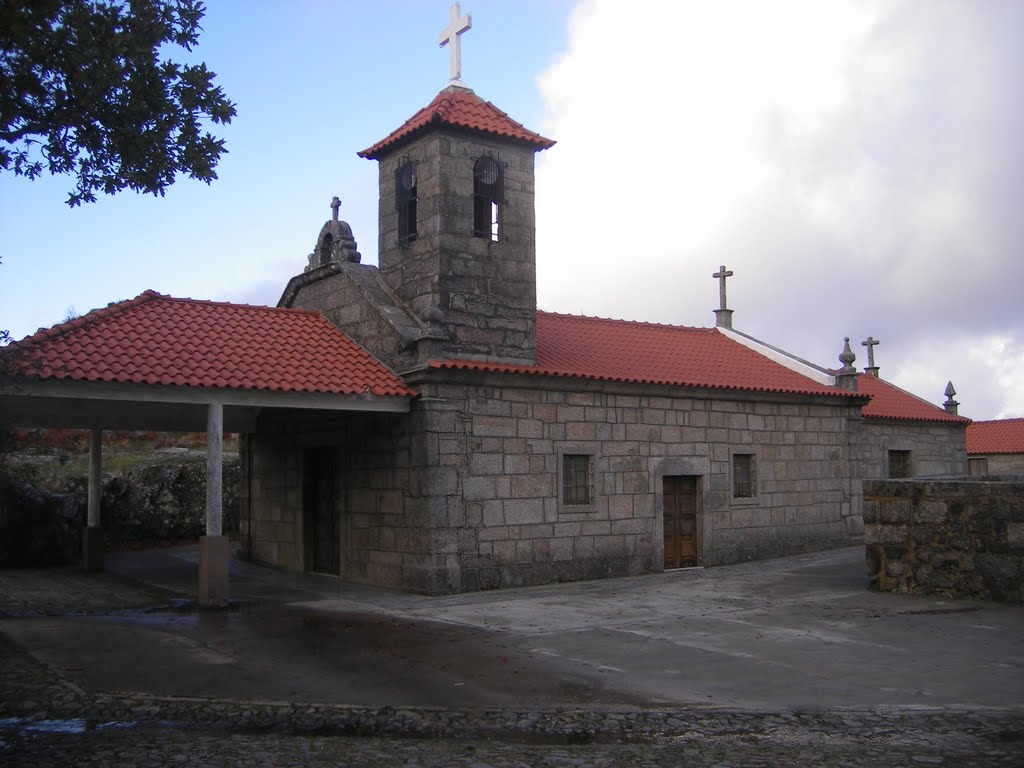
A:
[0,0,236,206]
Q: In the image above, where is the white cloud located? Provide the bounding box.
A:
[893,332,1024,420]
[534,0,1024,419]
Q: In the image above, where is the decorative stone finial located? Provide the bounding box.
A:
[943,381,959,415]
[439,3,472,84]
[839,337,856,370]
[835,337,858,391]
[712,265,734,329]
[861,336,880,376]
[330,196,341,222]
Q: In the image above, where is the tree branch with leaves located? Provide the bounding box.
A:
[0,0,236,206]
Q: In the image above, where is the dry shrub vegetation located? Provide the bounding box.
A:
[2,428,239,489]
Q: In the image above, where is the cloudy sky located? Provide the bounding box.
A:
[1,0,1021,420]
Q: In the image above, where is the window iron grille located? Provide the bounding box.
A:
[733,454,757,498]
[563,454,593,506]
[395,159,417,246]
[888,450,912,479]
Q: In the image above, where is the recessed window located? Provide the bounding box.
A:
[888,450,912,479]
[318,232,333,266]
[395,159,417,245]
[473,155,502,241]
[968,457,988,477]
[562,454,593,506]
[732,454,757,498]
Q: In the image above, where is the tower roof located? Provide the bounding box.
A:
[358,85,555,160]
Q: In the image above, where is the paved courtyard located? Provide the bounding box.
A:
[1,545,1022,765]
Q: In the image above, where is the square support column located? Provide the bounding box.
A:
[82,428,104,572]
[198,534,230,608]
[199,402,229,607]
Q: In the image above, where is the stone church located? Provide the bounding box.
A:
[0,7,969,598]
[239,19,968,593]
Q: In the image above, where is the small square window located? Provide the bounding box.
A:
[968,457,988,477]
[733,454,757,498]
[888,450,912,479]
[563,454,593,506]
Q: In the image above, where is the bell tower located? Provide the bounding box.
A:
[358,6,554,365]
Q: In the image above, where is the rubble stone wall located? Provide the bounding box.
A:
[864,477,1024,603]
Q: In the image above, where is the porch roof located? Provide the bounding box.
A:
[0,291,414,431]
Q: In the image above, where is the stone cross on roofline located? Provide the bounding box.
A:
[712,265,734,329]
[439,3,472,83]
[330,196,341,223]
[861,336,880,376]
[713,265,733,311]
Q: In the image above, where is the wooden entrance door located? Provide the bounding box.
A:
[663,476,698,569]
[307,448,340,574]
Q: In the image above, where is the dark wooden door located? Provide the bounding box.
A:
[308,448,340,574]
[663,476,698,569]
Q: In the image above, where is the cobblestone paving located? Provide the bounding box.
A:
[2,726,1022,768]
[3,626,1023,767]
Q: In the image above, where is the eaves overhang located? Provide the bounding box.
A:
[0,379,411,432]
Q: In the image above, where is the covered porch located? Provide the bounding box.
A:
[0,291,416,606]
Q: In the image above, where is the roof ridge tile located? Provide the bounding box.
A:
[538,309,712,333]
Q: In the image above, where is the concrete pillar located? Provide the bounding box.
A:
[198,535,230,608]
[82,428,104,572]
[206,402,223,536]
[199,402,229,607]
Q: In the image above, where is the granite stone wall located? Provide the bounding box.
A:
[863,478,1024,603]
[402,370,863,593]
[280,262,421,374]
[242,371,871,594]
[240,431,305,570]
[375,132,539,365]
[241,410,423,583]
[973,454,1024,475]
[855,420,968,480]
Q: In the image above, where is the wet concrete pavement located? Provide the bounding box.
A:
[3,545,1024,765]
[2,545,1022,711]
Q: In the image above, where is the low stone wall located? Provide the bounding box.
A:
[863,477,1024,604]
[0,455,240,567]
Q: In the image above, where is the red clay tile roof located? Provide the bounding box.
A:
[966,418,1024,454]
[857,373,968,424]
[3,291,416,398]
[431,312,863,399]
[358,85,555,159]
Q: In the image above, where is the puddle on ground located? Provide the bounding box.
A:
[0,717,138,735]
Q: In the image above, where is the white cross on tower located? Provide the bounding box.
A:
[439,3,472,83]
